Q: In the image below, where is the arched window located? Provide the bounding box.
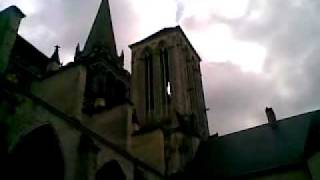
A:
[114,80,127,105]
[9,125,64,180]
[104,73,116,108]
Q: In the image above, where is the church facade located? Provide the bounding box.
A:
[0,1,320,180]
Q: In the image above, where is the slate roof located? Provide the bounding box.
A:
[189,110,320,179]
[9,35,50,77]
[82,0,117,57]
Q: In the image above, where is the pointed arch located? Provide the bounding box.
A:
[9,124,64,180]
[141,46,153,57]
[104,72,116,108]
[157,40,168,49]
[96,160,126,180]
[114,79,127,105]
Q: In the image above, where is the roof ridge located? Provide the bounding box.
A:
[214,109,320,138]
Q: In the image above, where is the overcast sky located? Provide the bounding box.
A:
[1,0,320,135]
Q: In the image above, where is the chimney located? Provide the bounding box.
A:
[265,107,276,124]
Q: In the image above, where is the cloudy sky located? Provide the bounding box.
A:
[1,0,320,135]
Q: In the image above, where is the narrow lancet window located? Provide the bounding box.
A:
[144,51,154,113]
[160,48,170,106]
[149,56,154,110]
[145,56,149,112]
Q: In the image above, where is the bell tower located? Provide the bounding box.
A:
[130,26,209,138]
[76,0,130,114]
[130,26,209,174]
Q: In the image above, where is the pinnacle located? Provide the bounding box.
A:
[82,0,117,57]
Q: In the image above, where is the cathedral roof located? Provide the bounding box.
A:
[188,110,320,179]
[10,35,50,76]
[82,0,118,57]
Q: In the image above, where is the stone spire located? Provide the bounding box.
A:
[0,6,25,73]
[50,45,61,64]
[119,50,124,67]
[83,0,117,57]
[74,43,81,61]
[47,45,61,72]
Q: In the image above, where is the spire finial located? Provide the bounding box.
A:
[83,0,117,57]
[119,50,124,67]
[47,45,61,72]
[51,45,61,64]
[74,43,81,61]
[76,43,80,51]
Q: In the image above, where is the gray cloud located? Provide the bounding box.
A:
[202,62,273,134]
[195,0,320,134]
[175,0,184,22]
[2,0,136,67]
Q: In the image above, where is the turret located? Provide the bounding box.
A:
[47,45,61,72]
[74,43,81,62]
[0,6,25,74]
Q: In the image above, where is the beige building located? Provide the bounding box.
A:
[0,0,319,180]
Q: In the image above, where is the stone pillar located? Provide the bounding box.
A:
[0,6,25,74]
[76,134,99,180]
[130,49,147,126]
[170,38,188,115]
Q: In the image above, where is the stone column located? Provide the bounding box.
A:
[130,50,147,126]
[76,134,99,180]
[0,6,25,74]
[170,37,188,115]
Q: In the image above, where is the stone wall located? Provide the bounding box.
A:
[82,103,132,149]
[0,86,164,180]
[31,65,87,120]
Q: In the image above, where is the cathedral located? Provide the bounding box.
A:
[0,0,319,180]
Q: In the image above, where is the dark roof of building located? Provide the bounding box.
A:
[189,110,320,179]
[0,6,25,18]
[9,35,50,77]
[129,26,202,61]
